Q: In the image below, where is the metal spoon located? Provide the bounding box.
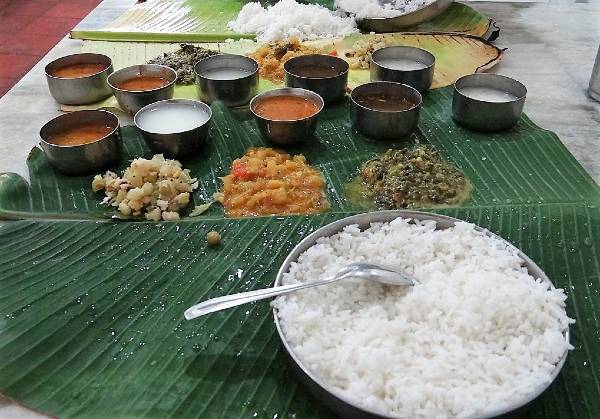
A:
[184,262,415,320]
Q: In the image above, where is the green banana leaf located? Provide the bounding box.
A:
[1,85,599,418]
[3,86,598,220]
[70,1,496,43]
[1,204,599,418]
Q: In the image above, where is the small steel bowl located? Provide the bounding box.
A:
[194,54,259,107]
[134,99,212,159]
[357,0,454,32]
[44,53,113,105]
[273,210,570,419]
[107,64,176,115]
[452,74,527,132]
[350,81,422,140]
[39,110,122,175]
[250,87,324,145]
[284,54,349,104]
[370,46,435,92]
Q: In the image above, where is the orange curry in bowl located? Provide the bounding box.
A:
[222,147,330,217]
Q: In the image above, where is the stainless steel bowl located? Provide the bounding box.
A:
[44,53,113,105]
[370,46,435,92]
[351,81,421,140]
[107,64,176,115]
[357,0,454,32]
[134,99,212,159]
[194,54,259,107]
[284,54,349,104]
[39,110,122,175]
[250,87,324,145]
[452,74,527,132]
[273,210,570,419]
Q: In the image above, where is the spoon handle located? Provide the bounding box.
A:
[184,276,339,320]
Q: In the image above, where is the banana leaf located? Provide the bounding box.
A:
[1,203,599,418]
[60,33,502,112]
[70,1,496,42]
[5,86,600,220]
[1,84,600,417]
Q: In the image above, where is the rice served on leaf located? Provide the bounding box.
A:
[274,218,572,418]
[227,0,357,42]
[228,0,438,43]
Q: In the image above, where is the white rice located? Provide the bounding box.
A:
[274,218,573,419]
[335,0,436,19]
[227,0,358,42]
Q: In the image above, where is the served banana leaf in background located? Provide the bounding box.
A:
[59,33,502,112]
[70,0,497,42]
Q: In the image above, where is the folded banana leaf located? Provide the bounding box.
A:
[70,0,497,42]
[60,33,503,112]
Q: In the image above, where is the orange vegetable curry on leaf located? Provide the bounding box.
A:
[222,147,330,217]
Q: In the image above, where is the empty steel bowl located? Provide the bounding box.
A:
[107,64,176,115]
[134,99,212,159]
[284,54,349,104]
[273,210,569,419]
[452,74,527,132]
[370,46,435,92]
[250,88,324,145]
[194,54,259,107]
[44,53,113,105]
[39,110,122,175]
[351,81,422,140]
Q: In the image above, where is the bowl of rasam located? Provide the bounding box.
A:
[250,88,324,145]
[40,110,122,175]
[134,99,212,159]
[284,54,349,104]
[351,81,422,140]
[108,64,176,115]
[45,53,113,105]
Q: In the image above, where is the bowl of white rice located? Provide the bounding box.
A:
[339,0,455,33]
[272,210,572,419]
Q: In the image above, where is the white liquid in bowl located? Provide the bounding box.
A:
[459,86,518,103]
[137,103,210,134]
[376,58,428,71]
[201,67,251,80]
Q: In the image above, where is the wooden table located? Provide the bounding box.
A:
[0,0,599,416]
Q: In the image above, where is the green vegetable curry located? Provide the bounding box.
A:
[350,146,473,209]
